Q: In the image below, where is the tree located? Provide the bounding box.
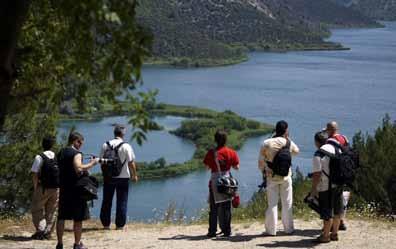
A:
[0,0,156,214]
[353,115,396,214]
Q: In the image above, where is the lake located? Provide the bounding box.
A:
[60,22,396,222]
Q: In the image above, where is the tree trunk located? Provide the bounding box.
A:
[0,0,31,129]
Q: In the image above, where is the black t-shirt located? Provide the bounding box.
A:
[57,147,81,189]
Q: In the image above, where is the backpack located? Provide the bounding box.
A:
[323,140,360,187]
[101,141,127,178]
[268,139,292,177]
[39,153,60,189]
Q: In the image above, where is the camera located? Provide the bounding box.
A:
[304,193,320,215]
[98,158,114,164]
[258,172,267,190]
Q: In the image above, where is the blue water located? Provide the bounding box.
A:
[60,22,396,222]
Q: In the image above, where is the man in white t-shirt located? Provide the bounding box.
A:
[258,120,299,236]
[31,136,59,240]
[99,124,138,229]
[311,131,343,243]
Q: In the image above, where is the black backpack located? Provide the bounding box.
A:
[101,141,127,178]
[323,140,360,187]
[268,139,292,176]
[39,153,60,189]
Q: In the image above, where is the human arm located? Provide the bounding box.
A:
[258,145,272,177]
[32,173,39,191]
[128,161,138,182]
[311,156,322,197]
[73,153,98,173]
[311,172,321,197]
[290,140,300,156]
[31,155,42,191]
[203,150,213,170]
[232,151,240,170]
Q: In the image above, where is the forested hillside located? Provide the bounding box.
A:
[137,0,379,66]
[332,0,396,20]
[284,0,379,27]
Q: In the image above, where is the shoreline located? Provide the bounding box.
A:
[144,42,349,68]
[61,103,273,182]
[143,22,390,68]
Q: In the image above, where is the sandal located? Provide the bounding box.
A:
[315,234,331,243]
[330,233,339,241]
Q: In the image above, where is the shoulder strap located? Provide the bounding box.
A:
[284,139,291,149]
[314,149,326,158]
[214,149,221,173]
[327,139,341,149]
[319,148,336,158]
[342,135,350,146]
[106,141,113,150]
[115,142,126,151]
[39,152,51,161]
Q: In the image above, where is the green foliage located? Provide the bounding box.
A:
[136,0,353,66]
[0,0,155,215]
[352,115,396,214]
[334,0,396,21]
[172,110,272,159]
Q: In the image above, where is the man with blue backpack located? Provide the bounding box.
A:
[99,124,138,230]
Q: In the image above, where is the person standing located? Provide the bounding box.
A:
[311,131,344,243]
[258,120,299,236]
[31,135,59,240]
[56,132,98,249]
[99,124,138,230]
[325,121,349,231]
[203,130,239,238]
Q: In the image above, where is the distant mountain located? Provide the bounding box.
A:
[332,0,396,20]
[137,0,379,66]
[282,0,378,27]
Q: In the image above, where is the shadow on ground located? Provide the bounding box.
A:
[1,235,33,242]
[158,229,321,244]
[257,229,321,248]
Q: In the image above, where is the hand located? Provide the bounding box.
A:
[131,175,138,182]
[90,157,99,165]
[265,168,273,177]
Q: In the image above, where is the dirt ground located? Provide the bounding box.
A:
[1,219,395,249]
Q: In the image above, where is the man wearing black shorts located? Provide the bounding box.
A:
[311,131,343,243]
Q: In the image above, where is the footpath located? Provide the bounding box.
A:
[1,219,395,249]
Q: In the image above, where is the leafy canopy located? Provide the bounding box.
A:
[0,0,156,215]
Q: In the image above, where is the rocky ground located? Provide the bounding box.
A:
[1,218,395,249]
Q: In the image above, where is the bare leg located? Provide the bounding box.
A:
[332,215,341,235]
[73,221,83,245]
[322,219,332,239]
[56,220,65,245]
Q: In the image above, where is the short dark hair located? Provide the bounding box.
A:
[68,131,84,145]
[275,120,288,137]
[214,130,227,147]
[314,131,328,146]
[114,124,126,137]
[42,135,55,151]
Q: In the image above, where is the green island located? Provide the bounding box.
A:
[88,103,273,182]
